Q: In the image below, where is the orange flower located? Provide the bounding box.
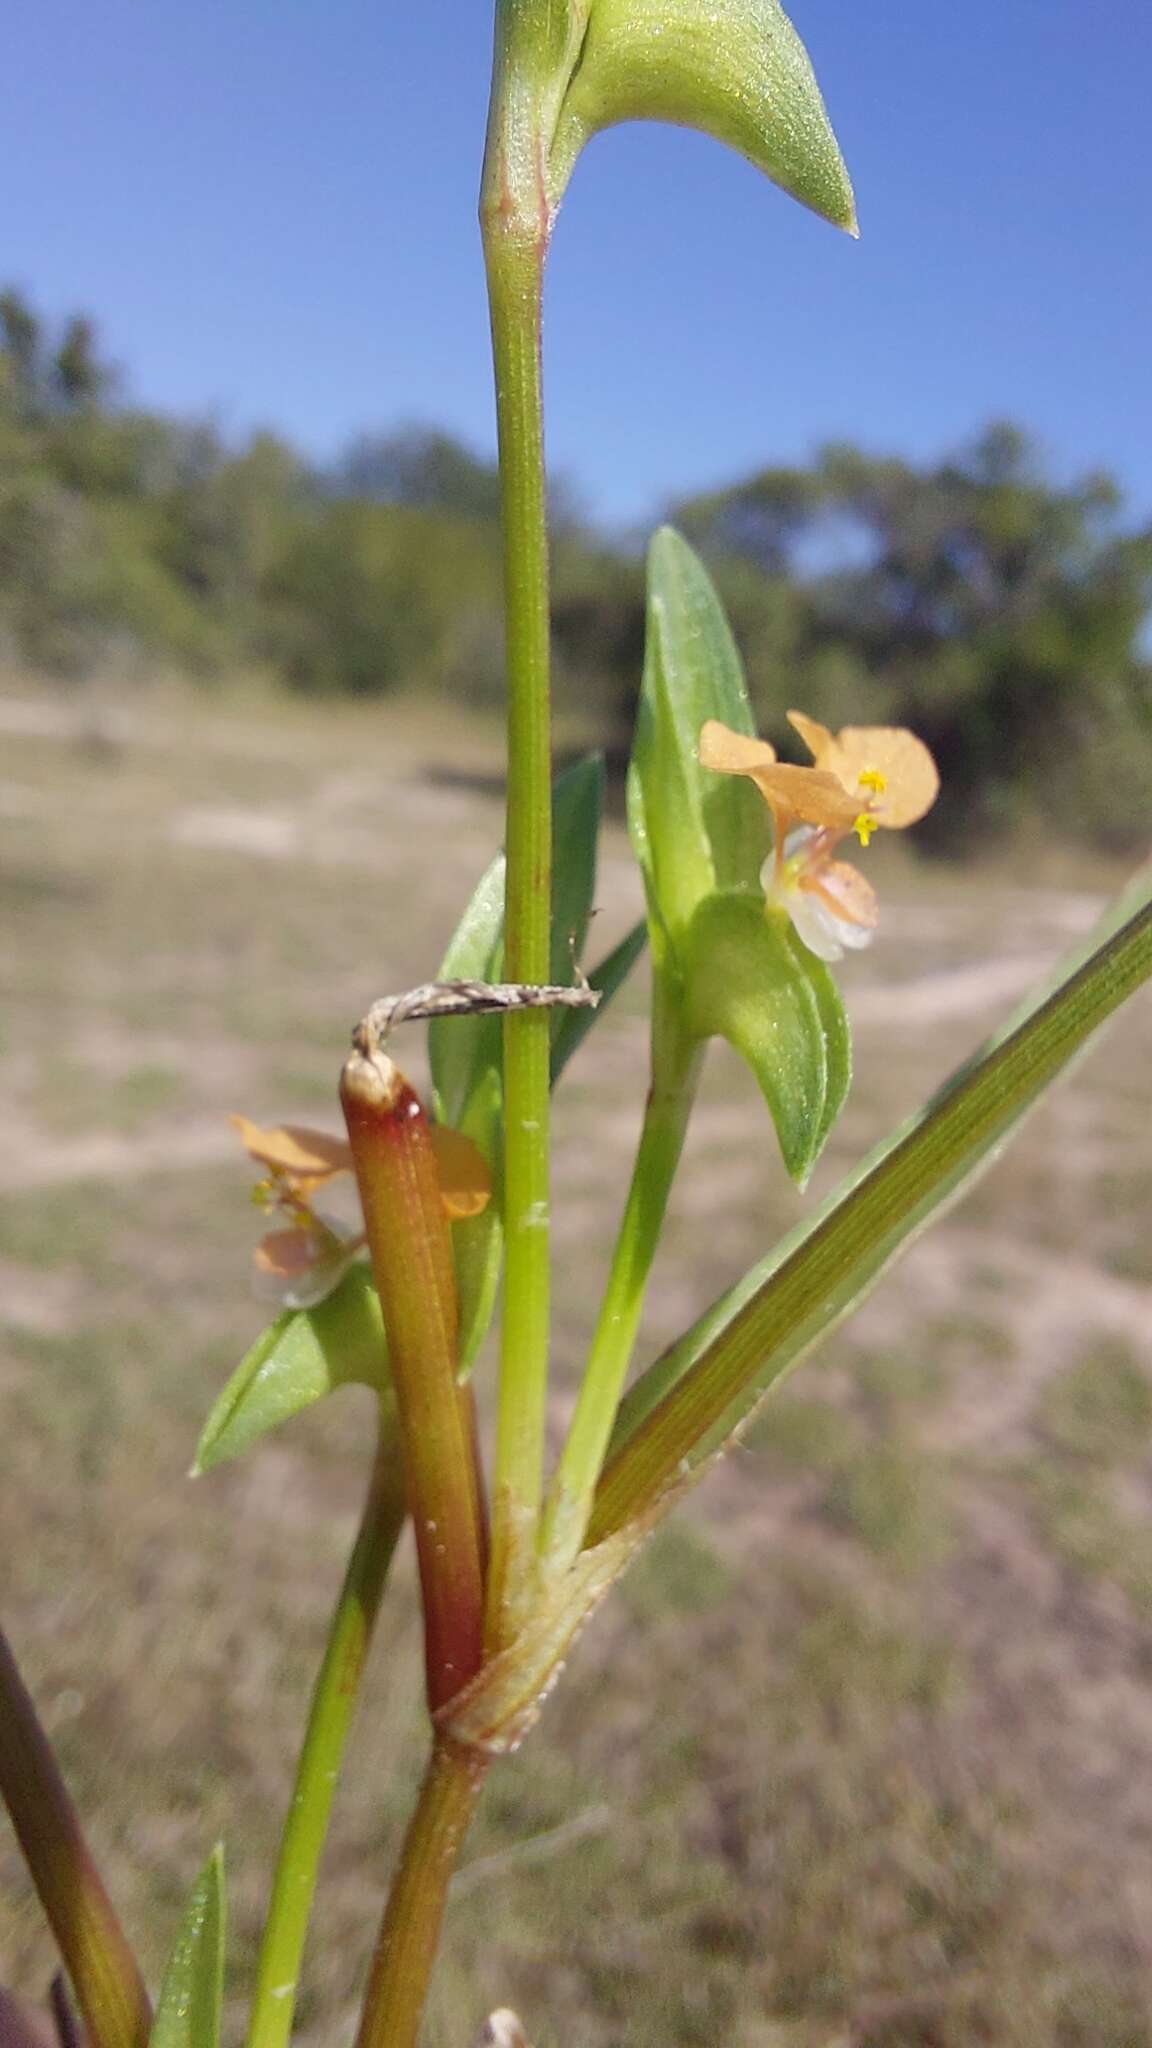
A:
[232,1111,491,1310]
[699,711,939,962]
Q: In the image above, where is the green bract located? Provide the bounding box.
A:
[628,526,850,1185]
[552,0,856,232]
[486,0,854,243]
[684,894,851,1183]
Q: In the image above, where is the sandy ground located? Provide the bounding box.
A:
[1,681,1150,2047]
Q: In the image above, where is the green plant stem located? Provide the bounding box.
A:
[483,222,554,1650]
[245,1410,406,2048]
[352,1740,488,2048]
[541,990,702,1570]
[0,1628,151,2048]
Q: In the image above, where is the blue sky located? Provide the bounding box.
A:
[4,0,1151,529]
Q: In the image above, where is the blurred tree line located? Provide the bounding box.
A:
[2,289,1149,848]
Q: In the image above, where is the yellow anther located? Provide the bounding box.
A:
[858,767,887,795]
[853,812,878,847]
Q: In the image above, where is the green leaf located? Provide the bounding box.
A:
[194,1265,388,1474]
[627,527,769,948]
[553,0,856,233]
[588,883,1152,1543]
[684,892,848,1185]
[150,1848,224,2048]
[429,753,606,1130]
[429,850,505,1130]
[550,753,605,987]
[551,918,648,1082]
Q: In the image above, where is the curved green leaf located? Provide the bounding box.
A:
[194,1265,387,1474]
[554,0,856,234]
[150,1848,224,2048]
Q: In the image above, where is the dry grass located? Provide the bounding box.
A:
[1,677,1151,2046]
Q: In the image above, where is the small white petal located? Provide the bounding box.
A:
[786,888,847,961]
[836,915,875,951]
[787,887,876,963]
[253,1238,365,1312]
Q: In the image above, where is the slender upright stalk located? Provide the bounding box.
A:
[350,26,565,2048]
[541,992,702,1570]
[352,1741,488,2048]
[0,1629,152,2048]
[245,1411,407,2048]
[482,219,554,1650]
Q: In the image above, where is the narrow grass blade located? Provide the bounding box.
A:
[0,1630,152,2048]
[150,1848,224,2048]
[588,882,1152,1542]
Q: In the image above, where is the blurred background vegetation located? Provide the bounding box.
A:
[3,286,1150,855]
[4,281,1152,2045]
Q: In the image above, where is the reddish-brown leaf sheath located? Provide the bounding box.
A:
[340,1048,486,1712]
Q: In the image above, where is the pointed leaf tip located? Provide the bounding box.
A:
[150,1847,225,2048]
[555,0,856,233]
